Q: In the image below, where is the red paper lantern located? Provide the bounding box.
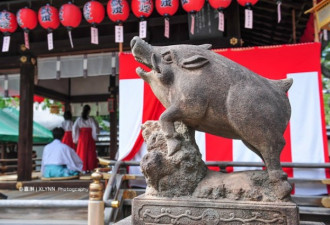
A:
[84,1,105,45]
[17,7,38,49]
[84,1,105,24]
[0,10,17,52]
[0,10,18,34]
[156,0,179,16]
[108,0,130,44]
[156,0,179,38]
[181,0,205,13]
[17,8,38,31]
[132,0,154,18]
[132,0,154,39]
[237,0,258,7]
[59,2,82,48]
[38,4,60,30]
[209,0,232,32]
[107,0,130,23]
[59,2,82,28]
[237,0,258,29]
[180,0,205,35]
[209,0,232,10]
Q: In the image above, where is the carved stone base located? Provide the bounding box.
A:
[132,195,299,225]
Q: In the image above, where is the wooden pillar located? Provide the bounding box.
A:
[292,9,296,44]
[17,45,36,181]
[64,78,71,112]
[312,0,320,42]
[109,72,118,160]
[227,1,241,46]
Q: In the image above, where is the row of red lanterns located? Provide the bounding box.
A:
[0,0,258,52]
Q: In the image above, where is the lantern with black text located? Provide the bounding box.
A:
[59,2,82,48]
[180,0,205,34]
[0,10,17,52]
[38,4,60,51]
[237,0,258,29]
[84,0,105,45]
[132,0,154,39]
[209,0,231,32]
[107,0,130,44]
[17,7,38,49]
[156,0,179,38]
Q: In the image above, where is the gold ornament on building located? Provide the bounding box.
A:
[20,56,27,63]
[20,44,27,52]
[230,37,238,46]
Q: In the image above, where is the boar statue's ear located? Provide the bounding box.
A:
[180,55,209,69]
[199,44,212,50]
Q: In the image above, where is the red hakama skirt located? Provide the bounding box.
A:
[62,131,76,150]
[76,127,98,171]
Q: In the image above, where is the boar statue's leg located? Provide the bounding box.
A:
[159,105,183,156]
[257,136,292,200]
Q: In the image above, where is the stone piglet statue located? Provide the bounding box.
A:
[131,36,293,198]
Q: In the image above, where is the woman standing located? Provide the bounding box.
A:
[61,110,75,150]
[73,105,100,172]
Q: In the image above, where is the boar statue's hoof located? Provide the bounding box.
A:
[167,138,182,156]
[269,170,292,200]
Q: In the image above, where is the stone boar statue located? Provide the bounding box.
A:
[130,37,293,192]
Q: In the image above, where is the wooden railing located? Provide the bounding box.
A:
[0,158,41,175]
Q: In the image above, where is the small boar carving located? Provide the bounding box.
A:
[131,37,293,196]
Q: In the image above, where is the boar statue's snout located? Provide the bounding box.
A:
[130,36,138,49]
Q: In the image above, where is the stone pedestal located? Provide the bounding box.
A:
[132,195,299,225]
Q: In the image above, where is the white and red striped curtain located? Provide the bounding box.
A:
[119,42,330,195]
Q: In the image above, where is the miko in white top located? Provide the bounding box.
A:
[72,117,100,144]
[41,139,83,174]
[61,120,73,131]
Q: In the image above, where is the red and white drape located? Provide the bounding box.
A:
[119,42,330,195]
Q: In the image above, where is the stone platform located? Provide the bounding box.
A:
[132,194,299,225]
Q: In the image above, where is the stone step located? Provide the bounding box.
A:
[0,219,87,225]
[0,208,87,220]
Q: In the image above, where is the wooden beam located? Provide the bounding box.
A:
[262,0,311,10]
[0,56,20,70]
[70,94,110,103]
[17,46,35,181]
[34,86,69,103]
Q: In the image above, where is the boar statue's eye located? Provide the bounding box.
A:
[162,52,172,63]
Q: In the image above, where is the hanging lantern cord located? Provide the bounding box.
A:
[140,16,145,21]
[164,14,170,21]
[217,7,224,13]
[92,23,97,28]
[47,28,53,34]
[245,3,252,10]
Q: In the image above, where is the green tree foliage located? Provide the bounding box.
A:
[0,97,19,109]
